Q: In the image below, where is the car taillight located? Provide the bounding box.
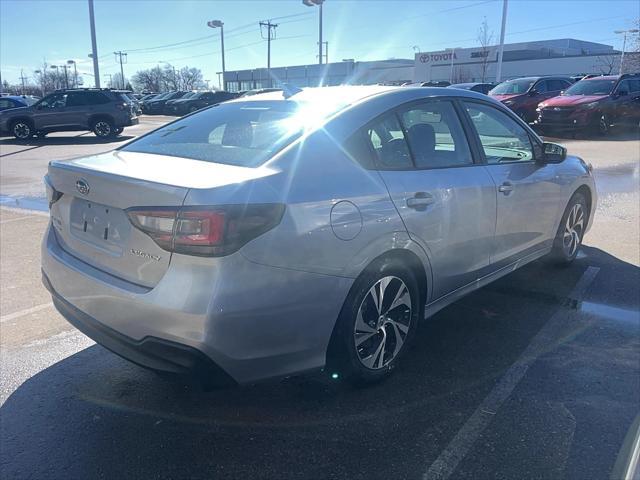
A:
[126,204,285,257]
[116,103,128,111]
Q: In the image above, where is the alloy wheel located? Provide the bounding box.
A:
[563,203,584,257]
[13,122,31,139]
[354,276,412,370]
[95,121,112,137]
[598,115,609,135]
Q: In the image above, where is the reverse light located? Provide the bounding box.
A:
[127,204,285,257]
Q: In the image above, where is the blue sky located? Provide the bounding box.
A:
[1,0,638,86]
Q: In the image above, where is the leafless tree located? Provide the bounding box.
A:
[622,18,640,73]
[477,17,494,82]
[452,66,472,83]
[131,66,165,92]
[179,67,204,90]
[595,54,618,74]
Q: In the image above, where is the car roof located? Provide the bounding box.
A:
[584,75,619,81]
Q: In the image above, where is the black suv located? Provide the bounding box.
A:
[167,91,239,115]
[0,88,138,140]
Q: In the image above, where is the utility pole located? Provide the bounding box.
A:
[19,69,28,94]
[68,60,78,88]
[114,51,128,89]
[62,65,70,89]
[104,73,113,87]
[495,0,508,83]
[88,0,100,87]
[260,21,278,87]
[207,20,226,89]
[323,41,328,64]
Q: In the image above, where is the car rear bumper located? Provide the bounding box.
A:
[41,225,352,385]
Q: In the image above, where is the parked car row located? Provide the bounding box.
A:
[141,90,239,115]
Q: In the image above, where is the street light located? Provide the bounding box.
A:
[207,20,226,90]
[303,0,325,65]
[614,29,639,75]
[67,60,78,88]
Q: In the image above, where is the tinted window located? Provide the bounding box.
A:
[490,79,536,95]
[365,113,412,170]
[534,81,548,93]
[0,99,17,109]
[563,79,616,96]
[399,101,472,169]
[66,92,87,107]
[547,79,570,91]
[464,102,534,164]
[122,100,342,167]
[38,93,67,109]
[616,79,640,94]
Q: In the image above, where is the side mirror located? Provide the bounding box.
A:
[541,142,567,163]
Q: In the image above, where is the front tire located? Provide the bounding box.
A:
[92,119,115,138]
[327,258,421,385]
[549,192,588,265]
[11,120,33,140]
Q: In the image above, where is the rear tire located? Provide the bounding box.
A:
[92,118,115,138]
[326,257,421,386]
[10,120,33,140]
[114,127,124,135]
[549,192,588,265]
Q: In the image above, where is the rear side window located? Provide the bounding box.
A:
[66,92,87,107]
[85,92,111,104]
[463,102,534,164]
[122,101,313,167]
[0,99,16,109]
[398,100,472,169]
[534,81,548,93]
[548,79,570,91]
[365,113,413,170]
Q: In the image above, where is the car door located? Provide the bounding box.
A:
[33,93,68,129]
[461,100,564,268]
[611,79,640,125]
[62,91,90,127]
[366,99,497,300]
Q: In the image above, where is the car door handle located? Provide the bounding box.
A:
[498,182,514,194]
[406,193,434,210]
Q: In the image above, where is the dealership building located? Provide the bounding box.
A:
[222,38,623,91]
[414,38,621,83]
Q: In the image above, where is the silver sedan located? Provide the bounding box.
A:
[41,85,596,386]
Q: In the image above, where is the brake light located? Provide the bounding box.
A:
[126,204,285,257]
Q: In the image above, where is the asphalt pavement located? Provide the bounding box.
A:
[0,118,638,480]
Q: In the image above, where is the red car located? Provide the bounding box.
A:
[489,76,573,123]
[535,73,640,135]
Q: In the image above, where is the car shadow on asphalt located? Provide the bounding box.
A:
[0,135,134,147]
[542,128,640,142]
[1,246,638,479]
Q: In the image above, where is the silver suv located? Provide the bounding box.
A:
[41,86,596,387]
[0,88,139,140]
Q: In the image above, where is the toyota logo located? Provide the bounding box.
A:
[420,54,429,63]
[75,179,90,195]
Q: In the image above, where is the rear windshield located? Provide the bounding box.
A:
[563,79,617,96]
[121,100,344,167]
[490,79,535,95]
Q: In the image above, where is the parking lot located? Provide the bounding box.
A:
[0,116,638,479]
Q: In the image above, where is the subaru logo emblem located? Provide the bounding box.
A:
[75,179,90,195]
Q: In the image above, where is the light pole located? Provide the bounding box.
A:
[67,60,78,88]
[614,29,639,75]
[207,20,226,90]
[88,0,100,87]
[34,69,45,96]
[495,0,508,83]
[303,0,325,65]
[448,48,457,83]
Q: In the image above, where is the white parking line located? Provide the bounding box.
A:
[424,266,600,480]
[0,302,53,323]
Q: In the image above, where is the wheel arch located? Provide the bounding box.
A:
[8,116,34,128]
[88,113,115,127]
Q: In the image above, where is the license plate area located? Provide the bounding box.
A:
[69,198,131,255]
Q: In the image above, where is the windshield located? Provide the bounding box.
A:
[150,92,170,101]
[179,92,197,100]
[121,99,345,167]
[563,79,616,95]
[490,79,535,95]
